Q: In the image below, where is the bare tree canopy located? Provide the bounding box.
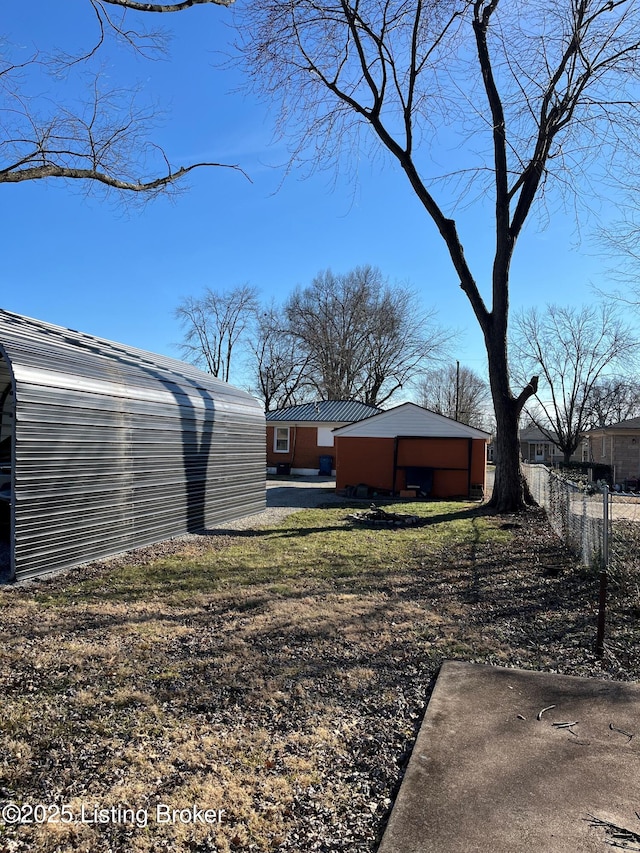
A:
[234,0,640,509]
[512,303,638,463]
[418,363,490,429]
[176,285,259,382]
[0,0,240,199]
[586,376,640,428]
[248,302,314,412]
[285,265,452,407]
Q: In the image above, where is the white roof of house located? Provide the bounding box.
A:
[333,402,491,439]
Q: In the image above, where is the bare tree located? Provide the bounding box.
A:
[176,285,259,382]
[585,376,640,428]
[512,304,638,464]
[418,363,490,429]
[248,302,314,411]
[285,266,451,406]
[0,0,241,199]
[234,0,640,509]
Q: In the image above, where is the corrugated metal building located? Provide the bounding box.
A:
[0,310,265,581]
[334,402,489,499]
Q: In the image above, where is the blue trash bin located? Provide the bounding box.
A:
[318,455,334,475]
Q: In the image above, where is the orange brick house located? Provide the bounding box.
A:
[266,400,380,475]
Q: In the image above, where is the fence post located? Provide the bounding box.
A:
[596,484,609,659]
[602,484,609,571]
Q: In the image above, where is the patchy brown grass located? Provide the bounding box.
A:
[0,501,638,853]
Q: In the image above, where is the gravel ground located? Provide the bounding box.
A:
[235,476,344,526]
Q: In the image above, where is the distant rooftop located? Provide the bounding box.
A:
[587,416,640,433]
[520,426,561,442]
[266,400,381,423]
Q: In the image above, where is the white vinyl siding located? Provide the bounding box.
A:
[317,427,334,447]
[334,402,490,440]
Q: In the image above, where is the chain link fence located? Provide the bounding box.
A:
[606,495,640,589]
[523,463,640,580]
[523,463,605,568]
[522,463,640,657]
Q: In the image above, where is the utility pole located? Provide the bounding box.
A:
[455,360,460,422]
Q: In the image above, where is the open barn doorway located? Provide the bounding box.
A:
[0,354,13,576]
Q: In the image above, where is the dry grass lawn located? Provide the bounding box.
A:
[0,501,638,853]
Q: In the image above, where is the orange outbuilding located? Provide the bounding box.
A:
[333,402,489,499]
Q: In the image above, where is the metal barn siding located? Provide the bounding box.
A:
[0,310,266,581]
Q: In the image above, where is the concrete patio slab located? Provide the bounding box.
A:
[378,661,640,853]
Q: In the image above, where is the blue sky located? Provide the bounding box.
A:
[2,1,618,393]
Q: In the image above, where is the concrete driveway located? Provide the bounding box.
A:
[266,475,345,509]
[266,472,494,508]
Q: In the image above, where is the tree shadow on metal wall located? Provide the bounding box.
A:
[42,322,218,537]
[96,340,217,535]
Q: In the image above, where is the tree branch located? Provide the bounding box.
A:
[102,0,233,11]
[515,375,539,412]
[472,0,513,324]
[0,161,249,190]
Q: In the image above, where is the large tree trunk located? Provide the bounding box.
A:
[489,393,534,511]
[483,312,538,511]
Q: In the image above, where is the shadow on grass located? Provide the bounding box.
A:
[17,501,592,662]
[21,502,516,610]
[23,506,592,657]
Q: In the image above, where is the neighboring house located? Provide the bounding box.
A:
[585,417,640,486]
[519,426,586,465]
[333,402,490,499]
[266,400,381,475]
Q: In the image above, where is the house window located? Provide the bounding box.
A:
[274,427,290,453]
[602,435,606,458]
[317,427,334,447]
